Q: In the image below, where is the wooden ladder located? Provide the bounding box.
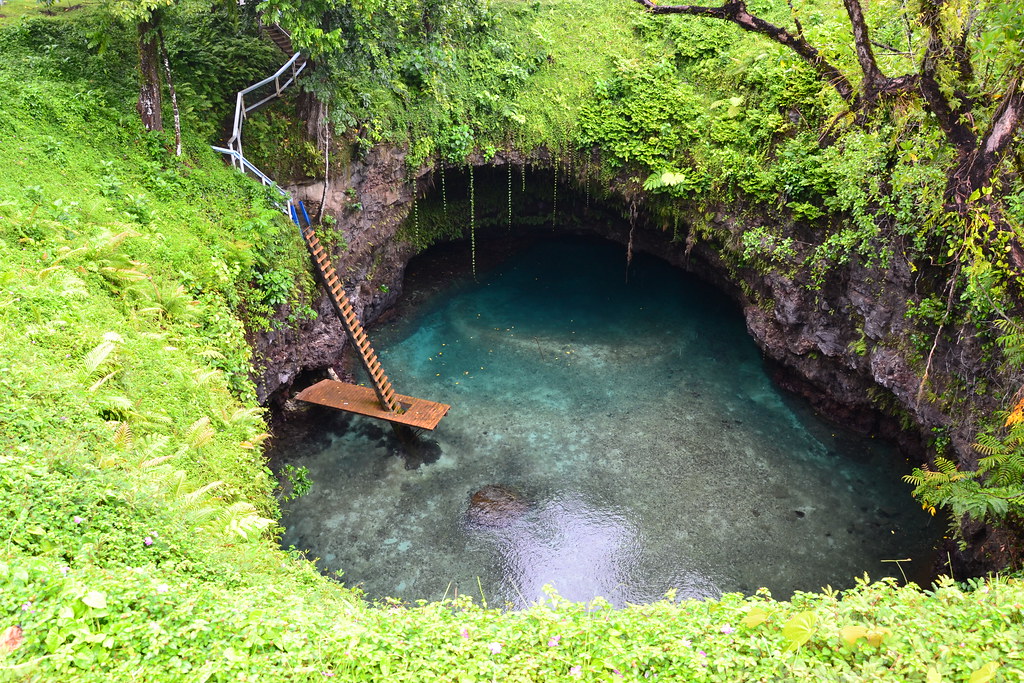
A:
[298,219,401,414]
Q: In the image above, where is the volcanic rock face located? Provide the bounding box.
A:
[253,145,422,404]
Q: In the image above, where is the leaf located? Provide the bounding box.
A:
[969,662,999,683]
[83,341,117,373]
[741,606,768,628]
[81,591,107,609]
[865,627,891,647]
[1,625,24,653]
[839,624,867,646]
[781,611,817,651]
[926,667,942,683]
[186,417,216,450]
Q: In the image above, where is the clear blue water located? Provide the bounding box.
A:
[278,237,937,607]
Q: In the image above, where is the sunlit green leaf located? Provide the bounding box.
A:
[741,606,768,628]
[81,591,107,610]
[782,611,817,651]
[969,662,1000,683]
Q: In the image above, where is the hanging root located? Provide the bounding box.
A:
[916,268,959,406]
[626,201,637,282]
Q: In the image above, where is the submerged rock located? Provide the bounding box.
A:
[467,485,530,527]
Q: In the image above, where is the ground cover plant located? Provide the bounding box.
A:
[2,0,1024,681]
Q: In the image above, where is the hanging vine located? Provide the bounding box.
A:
[584,155,590,210]
[507,161,513,231]
[469,164,477,279]
[412,187,420,245]
[551,159,558,230]
[440,164,449,223]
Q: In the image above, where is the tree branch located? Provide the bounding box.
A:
[919,0,977,152]
[629,0,856,103]
[841,0,887,97]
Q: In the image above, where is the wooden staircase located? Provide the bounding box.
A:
[262,24,298,57]
[292,203,450,430]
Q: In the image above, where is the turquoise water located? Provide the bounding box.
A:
[278,237,937,607]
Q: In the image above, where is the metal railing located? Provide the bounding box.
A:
[212,27,307,210]
[211,146,287,195]
[224,50,307,167]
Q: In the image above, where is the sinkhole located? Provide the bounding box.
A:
[273,170,939,607]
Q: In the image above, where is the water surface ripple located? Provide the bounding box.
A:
[278,237,937,606]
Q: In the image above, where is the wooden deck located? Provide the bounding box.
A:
[295,379,450,431]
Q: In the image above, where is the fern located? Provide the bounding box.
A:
[111,434,274,543]
[994,318,1024,369]
[907,420,1024,544]
[185,417,216,450]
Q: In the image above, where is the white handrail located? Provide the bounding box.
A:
[213,26,308,209]
[225,51,308,163]
[211,146,287,195]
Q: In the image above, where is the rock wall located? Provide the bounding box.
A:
[253,145,423,403]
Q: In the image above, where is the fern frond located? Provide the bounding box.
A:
[994,318,1024,368]
[179,479,224,507]
[240,432,271,450]
[216,502,275,541]
[112,421,133,450]
[194,369,223,386]
[83,340,118,374]
[185,417,216,450]
[222,406,263,425]
[974,434,1003,456]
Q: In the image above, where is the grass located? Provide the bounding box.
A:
[0,0,93,25]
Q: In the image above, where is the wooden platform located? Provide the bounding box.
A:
[294,379,450,430]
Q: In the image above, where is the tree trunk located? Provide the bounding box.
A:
[136,19,163,132]
[947,76,1024,208]
[158,29,182,156]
